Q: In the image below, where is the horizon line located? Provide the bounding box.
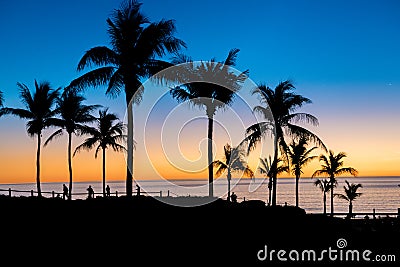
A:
[1,175,399,185]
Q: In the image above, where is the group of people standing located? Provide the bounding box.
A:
[61,184,111,200]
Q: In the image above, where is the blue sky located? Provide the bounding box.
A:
[0,0,399,181]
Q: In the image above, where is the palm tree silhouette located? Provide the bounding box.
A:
[212,143,254,202]
[44,89,99,200]
[311,150,358,216]
[68,0,186,197]
[313,178,334,215]
[170,48,249,197]
[335,180,363,218]
[246,80,326,206]
[287,137,318,207]
[258,156,289,206]
[2,80,60,197]
[74,108,127,197]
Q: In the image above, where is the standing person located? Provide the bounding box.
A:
[106,185,111,197]
[87,185,94,199]
[231,192,238,203]
[62,184,68,200]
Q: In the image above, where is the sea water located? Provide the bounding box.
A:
[1,177,399,214]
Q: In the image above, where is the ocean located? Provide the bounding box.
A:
[1,176,400,215]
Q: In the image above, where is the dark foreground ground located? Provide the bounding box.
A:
[1,195,399,266]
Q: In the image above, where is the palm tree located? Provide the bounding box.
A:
[170,48,249,197]
[2,80,60,196]
[258,156,289,206]
[68,0,186,197]
[246,80,326,206]
[335,180,363,218]
[44,89,99,200]
[313,178,334,215]
[287,137,318,207]
[311,150,358,215]
[74,108,127,197]
[212,143,254,201]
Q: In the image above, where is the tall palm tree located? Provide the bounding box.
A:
[170,48,249,197]
[311,150,358,215]
[335,180,363,218]
[74,108,127,197]
[44,89,99,200]
[68,0,186,197]
[258,156,289,206]
[212,143,254,201]
[313,178,334,215]
[246,80,326,206]
[2,80,60,196]
[287,137,318,207]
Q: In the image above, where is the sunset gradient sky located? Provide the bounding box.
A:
[0,0,399,184]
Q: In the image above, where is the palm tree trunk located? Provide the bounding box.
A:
[330,176,334,216]
[295,174,299,207]
[268,187,272,206]
[103,147,106,197]
[271,135,279,206]
[323,192,326,215]
[349,201,353,218]
[207,115,214,198]
[126,100,134,197]
[227,168,231,202]
[36,133,42,197]
[68,132,73,200]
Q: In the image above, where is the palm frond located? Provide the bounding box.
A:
[77,46,119,71]
[1,108,33,119]
[311,169,328,178]
[223,48,240,66]
[0,90,3,107]
[44,129,64,146]
[68,67,116,92]
[73,136,99,156]
[334,193,349,202]
[286,123,327,151]
[105,69,124,98]
[336,167,358,177]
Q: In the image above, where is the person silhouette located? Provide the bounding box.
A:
[231,192,238,203]
[62,184,68,200]
[106,185,111,197]
[87,185,94,199]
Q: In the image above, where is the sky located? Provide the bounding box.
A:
[0,0,399,184]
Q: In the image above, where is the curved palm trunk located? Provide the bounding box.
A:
[330,175,334,216]
[126,100,134,197]
[103,147,106,197]
[208,115,214,198]
[295,174,300,207]
[36,132,42,197]
[68,133,73,200]
[227,168,231,202]
[323,192,326,215]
